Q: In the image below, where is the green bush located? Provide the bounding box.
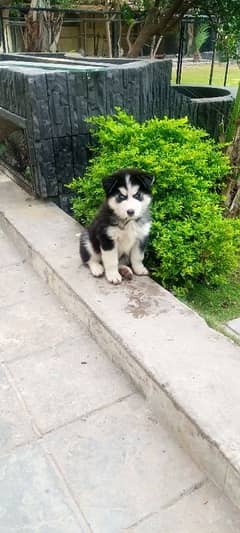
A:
[69,109,240,293]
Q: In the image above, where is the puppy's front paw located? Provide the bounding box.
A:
[106,270,122,285]
[89,262,104,277]
[132,264,149,276]
[119,265,133,280]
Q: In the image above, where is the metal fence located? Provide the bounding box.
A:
[0,6,237,86]
[176,14,232,86]
[0,5,123,58]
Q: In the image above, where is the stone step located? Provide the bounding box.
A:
[1,168,240,512]
[2,218,240,532]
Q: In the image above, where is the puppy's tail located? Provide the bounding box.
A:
[79,230,90,264]
[75,232,83,265]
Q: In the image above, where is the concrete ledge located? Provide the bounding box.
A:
[0,106,27,129]
[1,170,240,510]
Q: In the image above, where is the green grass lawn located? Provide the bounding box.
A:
[172,62,240,86]
[183,269,240,333]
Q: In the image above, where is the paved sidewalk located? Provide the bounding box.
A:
[0,226,240,533]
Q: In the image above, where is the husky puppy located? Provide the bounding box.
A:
[80,168,154,284]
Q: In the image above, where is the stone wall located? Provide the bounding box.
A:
[0,56,172,209]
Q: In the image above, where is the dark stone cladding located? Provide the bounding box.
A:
[0,56,233,212]
[0,56,172,210]
[170,84,234,139]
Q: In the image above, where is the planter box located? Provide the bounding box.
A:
[170,84,234,139]
[0,54,171,209]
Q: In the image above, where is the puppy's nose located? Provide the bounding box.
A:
[127,209,135,217]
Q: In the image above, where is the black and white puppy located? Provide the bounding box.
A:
[80,168,154,284]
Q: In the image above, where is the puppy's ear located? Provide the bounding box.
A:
[137,170,155,191]
[102,174,118,196]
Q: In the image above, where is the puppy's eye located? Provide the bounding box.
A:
[133,191,143,200]
[117,193,127,201]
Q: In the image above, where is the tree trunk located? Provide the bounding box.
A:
[105,17,112,58]
[187,22,194,56]
[23,0,63,53]
[127,8,163,58]
[226,120,240,217]
[152,34,163,58]
[193,50,201,61]
[0,0,12,53]
[225,83,240,217]
[127,0,191,58]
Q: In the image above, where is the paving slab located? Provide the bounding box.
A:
[0,289,82,362]
[0,258,50,308]
[7,336,134,433]
[1,171,240,512]
[0,365,35,455]
[0,443,87,532]
[43,393,230,533]
[126,481,240,533]
[0,227,24,269]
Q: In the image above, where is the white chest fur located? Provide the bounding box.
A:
[107,220,150,257]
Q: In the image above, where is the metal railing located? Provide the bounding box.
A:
[0,6,236,86]
[0,4,122,57]
[176,14,232,86]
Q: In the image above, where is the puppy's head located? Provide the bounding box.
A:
[102,168,154,221]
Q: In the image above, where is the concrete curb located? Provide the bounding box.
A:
[1,170,240,510]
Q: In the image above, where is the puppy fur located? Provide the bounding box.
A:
[80,168,154,284]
